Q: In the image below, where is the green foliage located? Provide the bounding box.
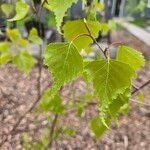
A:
[13,50,36,74]
[101,23,109,36]
[109,88,130,120]
[1,3,14,17]
[86,0,104,20]
[6,28,21,42]
[85,59,135,125]
[0,42,11,53]
[40,89,64,114]
[46,0,78,32]
[8,1,29,21]
[0,53,12,65]
[117,45,145,71]
[108,19,117,30]
[0,0,146,145]
[44,43,83,93]
[63,19,100,51]
[76,93,94,117]
[0,28,36,73]
[90,117,110,140]
[0,42,11,65]
[126,0,147,16]
[62,126,76,137]
[28,28,43,45]
[137,0,146,12]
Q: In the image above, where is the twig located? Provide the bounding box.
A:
[0,84,50,147]
[83,19,107,58]
[132,79,150,95]
[132,84,139,90]
[71,33,106,58]
[41,0,48,8]
[47,114,58,148]
[107,41,124,49]
[88,98,150,107]
[0,2,45,147]
[31,0,37,14]
[130,99,150,107]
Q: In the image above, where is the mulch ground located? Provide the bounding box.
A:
[0,30,150,150]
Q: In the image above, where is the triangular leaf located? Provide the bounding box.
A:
[63,19,101,51]
[6,28,21,42]
[85,60,135,122]
[101,23,110,36]
[1,3,14,17]
[0,53,12,65]
[117,45,145,71]
[44,43,83,92]
[0,42,11,53]
[28,28,42,45]
[46,0,78,32]
[90,117,110,140]
[8,1,29,21]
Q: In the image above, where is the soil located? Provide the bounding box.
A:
[0,29,150,150]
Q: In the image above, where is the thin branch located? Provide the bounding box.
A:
[107,41,124,49]
[47,114,58,148]
[36,0,47,16]
[0,84,50,147]
[0,2,46,146]
[31,0,37,14]
[71,33,107,58]
[88,98,150,107]
[41,0,48,8]
[83,19,107,58]
[132,79,150,95]
[132,84,139,90]
[130,99,150,107]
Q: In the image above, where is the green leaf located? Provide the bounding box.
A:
[90,117,110,140]
[108,19,117,30]
[101,23,110,36]
[6,28,21,42]
[0,53,12,65]
[8,1,29,21]
[62,127,76,137]
[18,39,29,48]
[120,103,130,115]
[96,2,104,11]
[46,0,78,32]
[137,1,146,12]
[44,43,83,92]
[109,88,131,120]
[0,42,11,53]
[86,60,135,102]
[1,3,14,17]
[28,28,43,45]
[85,60,135,123]
[117,46,145,71]
[77,106,84,118]
[13,50,36,74]
[63,19,101,51]
[40,89,64,114]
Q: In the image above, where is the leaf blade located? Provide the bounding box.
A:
[8,1,29,21]
[117,45,145,71]
[44,42,83,92]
